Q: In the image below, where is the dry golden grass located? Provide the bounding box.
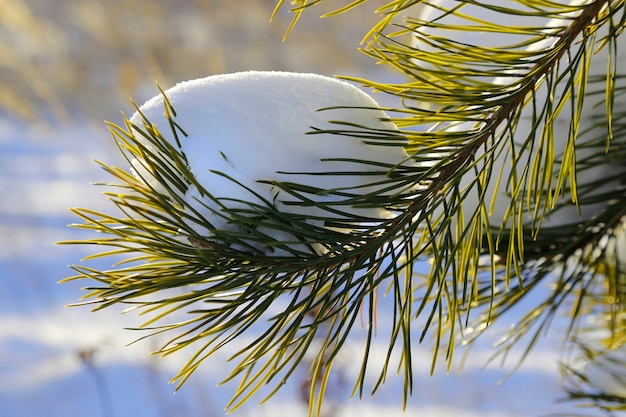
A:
[0,0,383,122]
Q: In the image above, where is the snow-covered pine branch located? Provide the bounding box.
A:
[63,0,626,413]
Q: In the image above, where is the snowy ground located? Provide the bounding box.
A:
[0,116,597,416]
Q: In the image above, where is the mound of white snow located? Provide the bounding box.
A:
[130,71,415,255]
[411,0,626,232]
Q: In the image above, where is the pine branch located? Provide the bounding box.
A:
[61,0,626,414]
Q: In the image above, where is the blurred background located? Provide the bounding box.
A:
[0,1,596,416]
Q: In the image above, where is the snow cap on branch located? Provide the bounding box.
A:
[130,71,416,255]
